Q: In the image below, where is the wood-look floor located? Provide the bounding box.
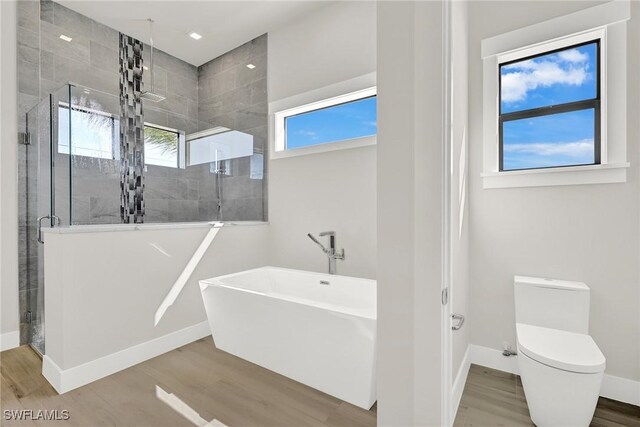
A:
[0,337,376,427]
[454,364,640,427]
[3,344,638,427]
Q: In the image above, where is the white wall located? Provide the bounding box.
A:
[44,225,268,370]
[267,147,377,278]
[377,2,444,425]
[451,0,470,384]
[468,0,640,382]
[268,1,376,102]
[267,1,377,279]
[0,0,20,348]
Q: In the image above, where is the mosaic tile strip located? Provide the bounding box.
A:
[119,33,145,223]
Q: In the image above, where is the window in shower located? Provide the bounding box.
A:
[58,105,185,169]
[58,104,117,159]
[187,127,254,178]
[144,124,181,168]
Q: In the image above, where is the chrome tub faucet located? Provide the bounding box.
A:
[307,231,345,275]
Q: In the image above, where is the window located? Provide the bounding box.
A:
[285,95,376,149]
[187,127,254,167]
[273,85,377,159]
[144,125,180,168]
[58,104,117,159]
[57,106,182,169]
[499,41,600,171]
[480,3,631,189]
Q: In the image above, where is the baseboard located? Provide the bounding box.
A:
[43,321,211,394]
[601,373,640,406]
[0,330,20,351]
[468,344,518,374]
[465,344,640,407]
[451,346,470,420]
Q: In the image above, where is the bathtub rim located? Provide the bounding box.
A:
[199,266,377,320]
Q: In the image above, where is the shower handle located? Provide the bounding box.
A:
[37,214,61,244]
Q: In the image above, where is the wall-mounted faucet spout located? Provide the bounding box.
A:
[307,231,345,275]
[307,233,328,252]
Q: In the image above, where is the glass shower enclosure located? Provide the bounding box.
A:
[23,84,73,355]
[21,81,267,354]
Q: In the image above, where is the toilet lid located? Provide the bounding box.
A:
[516,323,606,374]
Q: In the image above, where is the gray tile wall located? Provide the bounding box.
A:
[17,0,203,228]
[198,34,268,221]
[16,1,270,344]
[18,2,267,229]
[16,0,268,344]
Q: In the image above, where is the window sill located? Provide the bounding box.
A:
[270,136,376,160]
[481,163,629,189]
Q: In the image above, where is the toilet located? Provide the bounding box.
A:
[514,276,606,427]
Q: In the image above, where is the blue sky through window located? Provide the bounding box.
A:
[285,96,377,149]
[500,42,598,170]
[503,109,595,170]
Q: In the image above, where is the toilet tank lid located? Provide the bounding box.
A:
[514,275,589,291]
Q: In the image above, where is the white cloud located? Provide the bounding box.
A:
[501,49,591,103]
[297,130,319,140]
[557,49,589,63]
[503,139,593,157]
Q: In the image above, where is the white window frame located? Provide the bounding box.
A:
[270,73,377,160]
[480,1,630,189]
[143,123,186,169]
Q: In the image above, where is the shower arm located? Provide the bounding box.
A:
[148,19,155,93]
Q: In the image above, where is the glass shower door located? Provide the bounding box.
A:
[26,95,52,355]
[24,84,71,356]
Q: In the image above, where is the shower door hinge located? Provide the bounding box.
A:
[442,287,449,305]
[25,310,32,323]
[19,132,31,145]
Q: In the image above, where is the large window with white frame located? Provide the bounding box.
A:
[499,39,600,171]
[273,86,377,158]
[480,1,630,189]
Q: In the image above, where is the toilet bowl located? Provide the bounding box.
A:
[516,323,605,427]
[514,276,606,427]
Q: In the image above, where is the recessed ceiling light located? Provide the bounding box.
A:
[189,32,202,40]
[59,34,72,42]
[143,66,149,70]
[246,64,256,69]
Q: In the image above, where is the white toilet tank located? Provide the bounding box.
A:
[514,276,590,334]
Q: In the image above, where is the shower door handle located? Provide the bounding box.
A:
[451,313,465,331]
[37,215,61,244]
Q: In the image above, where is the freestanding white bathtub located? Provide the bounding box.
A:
[199,266,377,409]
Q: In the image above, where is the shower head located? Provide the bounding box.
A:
[141,18,166,103]
[140,91,166,102]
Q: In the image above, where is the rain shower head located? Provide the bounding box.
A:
[140,91,166,102]
[141,18,166,103]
